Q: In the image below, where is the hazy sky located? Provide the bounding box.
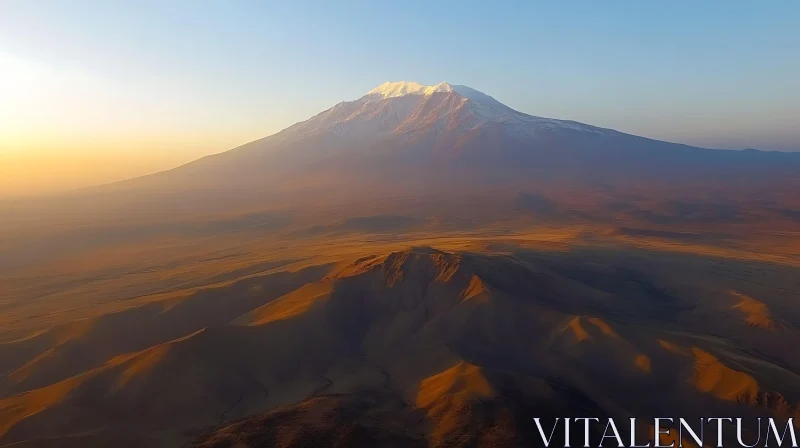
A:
[1,1,798,197]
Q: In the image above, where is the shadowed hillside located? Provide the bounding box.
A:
[1,246,798,447]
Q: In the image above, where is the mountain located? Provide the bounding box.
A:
[107,81,800,199]
[2,81,797,282]
[4,81,798,235]
[36,80,781,235]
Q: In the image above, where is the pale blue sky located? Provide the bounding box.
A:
[1,0,799,195]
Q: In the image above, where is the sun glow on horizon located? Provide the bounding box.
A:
[0,53,271,198]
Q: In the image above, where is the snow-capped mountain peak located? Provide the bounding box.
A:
[363,81,515,110]
[366,81,455,99]
[272,81,614,143]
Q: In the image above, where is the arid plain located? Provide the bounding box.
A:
[1,193,800,447]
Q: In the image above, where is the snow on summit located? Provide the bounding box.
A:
[366,81,456,98]
[274,80,614,142]
[365,81,513,106]
[360,81,610,135]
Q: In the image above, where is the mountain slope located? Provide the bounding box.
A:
[4,81,798,239]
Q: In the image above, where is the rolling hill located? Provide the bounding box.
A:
[1,247,799,447]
